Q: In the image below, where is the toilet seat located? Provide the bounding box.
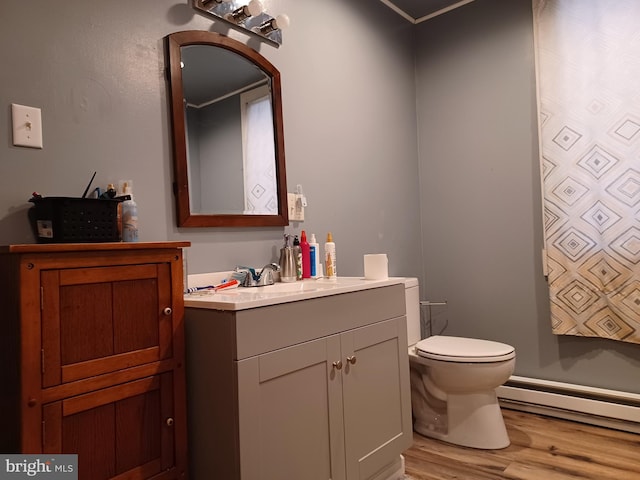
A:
[416,335,515,363]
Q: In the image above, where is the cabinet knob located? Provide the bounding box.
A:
[332,360,343,370]
[347,356,357,365]
[163,307,173,316]
[166,417,174,427]
[27,397,37,407]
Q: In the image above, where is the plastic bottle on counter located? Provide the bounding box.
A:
[300,230,311,278]
[121,180,138,242]
[325,232,337,281]
[309,233,320,278]
[293,235,302,280]
[100,183,117,199]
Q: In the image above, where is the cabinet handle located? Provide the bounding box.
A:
[332,360,343,370]
[347,356,357,365]
[166,418,174,427]
[163,307,172,316]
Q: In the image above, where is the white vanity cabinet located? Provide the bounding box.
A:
[185,282,412,480]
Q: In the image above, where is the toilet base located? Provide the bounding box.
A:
[414,391,510,449]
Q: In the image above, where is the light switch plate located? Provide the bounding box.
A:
[12,103,43,149]
[288,193,305,221]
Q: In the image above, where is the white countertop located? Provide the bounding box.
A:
[184,276,405,311]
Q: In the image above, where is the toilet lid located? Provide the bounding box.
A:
[416,335,515,363]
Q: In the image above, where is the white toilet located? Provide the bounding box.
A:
[404,278,516,449]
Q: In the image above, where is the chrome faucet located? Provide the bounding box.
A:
[257,262,280,285]
[236,263,281,287]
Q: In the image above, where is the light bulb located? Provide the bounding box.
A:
[228,0,263,23]
[273,14,290,30]
[245,0,264,17]
[257,13,290,35]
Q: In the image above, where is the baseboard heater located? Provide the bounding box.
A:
[496,375,640,434]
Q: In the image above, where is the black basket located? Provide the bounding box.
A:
[29,197,121,243]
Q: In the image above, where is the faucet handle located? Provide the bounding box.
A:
[232,270,250,287]
[236,264,280,287]
[234,267,253,287]
[236,266,258,280]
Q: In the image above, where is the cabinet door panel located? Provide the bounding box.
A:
[60,282,115,363]
[238,336,346,480]
[112,279,159,354]
[64,402,118,479]
[114,386,161,474]
[342,317,412,480]
[42,264,173,387]
[43,374,175,480]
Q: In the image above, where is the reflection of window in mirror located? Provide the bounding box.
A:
[241,84,277,215]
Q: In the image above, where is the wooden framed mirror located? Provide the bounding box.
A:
[166,31,288,227]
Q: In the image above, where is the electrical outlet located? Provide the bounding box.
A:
[288,193,305,221]
[12,103,43,149]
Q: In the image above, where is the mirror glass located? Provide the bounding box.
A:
[166,31,288,227]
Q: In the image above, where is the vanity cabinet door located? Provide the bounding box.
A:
[235,317,411,480]
[42,373,177,480]
[237,335,347,480]
[341,317,412,480]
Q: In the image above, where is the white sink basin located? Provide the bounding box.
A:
[185,276,404,310]
[251,279,342,293]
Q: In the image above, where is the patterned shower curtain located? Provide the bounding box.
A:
[534,0,640,344]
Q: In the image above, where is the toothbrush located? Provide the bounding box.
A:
[213,279,239,291]
[186,285,215,293]
[186,279,240,293]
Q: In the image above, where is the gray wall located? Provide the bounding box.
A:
[1,0,636,395]
[415,0,640,393]
[0,0,422,280]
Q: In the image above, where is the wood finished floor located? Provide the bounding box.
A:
[403,408,640,480]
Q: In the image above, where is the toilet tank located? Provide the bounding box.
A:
[404,278,420,346]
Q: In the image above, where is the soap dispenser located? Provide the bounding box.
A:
[279,234,297,283]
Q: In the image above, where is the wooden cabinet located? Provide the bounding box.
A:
[0,242,190,480]
[186,283,412,480]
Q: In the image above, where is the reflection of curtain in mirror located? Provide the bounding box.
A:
[534,0,640,344]
[241,85,277,214]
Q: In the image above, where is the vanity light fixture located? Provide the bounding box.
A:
[193,0,290,47]
[201,0,232,5]
[256,13,290,35]
[227,0,264,24]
